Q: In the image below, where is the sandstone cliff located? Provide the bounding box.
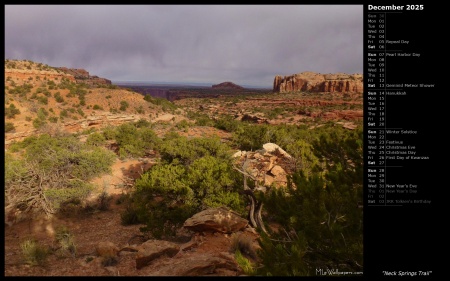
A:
[273,71,363,93]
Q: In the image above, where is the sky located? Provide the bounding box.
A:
[5,5,363,88]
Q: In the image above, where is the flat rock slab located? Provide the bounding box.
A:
[135,240,180,269]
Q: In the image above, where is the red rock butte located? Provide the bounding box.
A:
[273,71,363,93]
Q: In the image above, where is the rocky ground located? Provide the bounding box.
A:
[4,155,260,276]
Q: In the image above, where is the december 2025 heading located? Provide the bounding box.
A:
[367,4,424,11]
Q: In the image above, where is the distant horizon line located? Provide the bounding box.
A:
[112,80,272,89]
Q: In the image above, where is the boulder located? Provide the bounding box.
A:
[262,143,293,159]
[95,241,119,258]
[183,206,248,234]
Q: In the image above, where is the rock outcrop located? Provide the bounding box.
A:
[232,143,295,188]
[57,67,112,85]
[4,68,76,83]
[273,71,363,93]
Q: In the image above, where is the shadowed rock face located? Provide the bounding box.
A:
[273,71,363,93]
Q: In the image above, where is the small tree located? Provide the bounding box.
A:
[5,134,116,217]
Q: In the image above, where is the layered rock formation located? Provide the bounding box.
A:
[57,67,112,85]
[273,71,363,93]
[4,68,76,83]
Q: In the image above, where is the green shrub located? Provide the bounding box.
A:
[213,115,240,132]
[37,108,48,120]
[234,250,255,275]
[175,119,191,130]
[8,83,32,97]
[54,226,77,257]
[134,119,152,128]
[120,204,141,225]
[135,105,145,114]
[102,126,117,140]
[71,148,116,180]
[29,92,38,100]
[130,136,245,239]
[43,90,51,97]
[44,180,94,211]
[20,239,49,266]
[6,134,116,216]
[54,92,64,103]
[48,116,59,123]
[5,122,15,132]
[37,96,48,105]
[5,103,21,118]
[86,132,106,146]
[93,104,103,110]
[232,124,268,151]
[119,100,129,111]
[77,108,85,117]
[60,109,69,118]
[32,118,46,129]
[114,123,161,158]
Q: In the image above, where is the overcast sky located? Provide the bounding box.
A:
[5,5,363,88]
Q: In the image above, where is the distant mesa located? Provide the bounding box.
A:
[273,71,363,93]
[212,81,244,90]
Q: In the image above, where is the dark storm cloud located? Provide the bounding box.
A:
[5,5,363,88]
